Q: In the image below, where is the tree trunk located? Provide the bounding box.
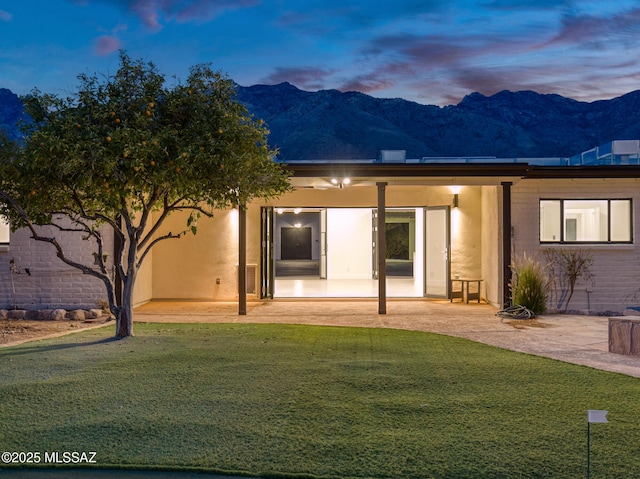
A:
[115,268,137,338]
[115,306,133,338]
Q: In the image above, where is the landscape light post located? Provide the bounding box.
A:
[587,410,608,479]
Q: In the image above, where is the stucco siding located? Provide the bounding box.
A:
[481,186,502,307]
[449,187,482,282]
[151,210,233,300]
[133,249,153,307]
[151,207,263,301]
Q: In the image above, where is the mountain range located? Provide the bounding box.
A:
[3,84,640,160]
[0,88,25,143]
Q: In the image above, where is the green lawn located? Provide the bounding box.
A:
[1,322,639,478]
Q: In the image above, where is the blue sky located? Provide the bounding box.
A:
[2,0,640,106]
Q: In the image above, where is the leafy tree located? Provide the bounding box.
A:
[0,52,291,338]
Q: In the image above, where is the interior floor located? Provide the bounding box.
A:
[275,260,320,277]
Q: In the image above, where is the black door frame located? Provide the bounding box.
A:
[260,207,274,299]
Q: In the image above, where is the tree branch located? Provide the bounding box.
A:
[52,188,124,234]
[0,190,114,286]
[137,230,184,268]
[134,184,163,244]
[138,196,213,250]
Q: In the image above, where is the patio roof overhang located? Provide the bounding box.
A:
[286,162,529,188]
[285,162,640,188]
[526,165,640,179]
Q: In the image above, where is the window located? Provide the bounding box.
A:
[0,215,9,245]
[540,199,632,243]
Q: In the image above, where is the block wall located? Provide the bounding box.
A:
[0,223,114,310]
[512,178,640,313]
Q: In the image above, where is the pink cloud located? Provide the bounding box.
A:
[542,8,640,48]
[173,0,260,23]
[94,35,122,55]
[339,63,412,94]
[89,0,260,29]
[339,77,396,95]
[365,34,473,65]
[114,0,161,29]
[262,67,337,91]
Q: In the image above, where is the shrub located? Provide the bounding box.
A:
[511,254,549,315]
[543,248,594,311]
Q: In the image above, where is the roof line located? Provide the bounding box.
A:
[285,162,640,179]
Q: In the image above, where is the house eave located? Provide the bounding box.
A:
[286,162,640,187]
[525,165,640,179]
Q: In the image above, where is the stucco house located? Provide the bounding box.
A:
[2,140,640,314]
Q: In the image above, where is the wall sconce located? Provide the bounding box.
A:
[453,193,459,208]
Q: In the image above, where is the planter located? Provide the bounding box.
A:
[609,316,640,356]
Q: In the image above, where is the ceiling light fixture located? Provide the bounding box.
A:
[331,177,351,189]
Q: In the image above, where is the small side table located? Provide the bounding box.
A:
[450,279,483,304]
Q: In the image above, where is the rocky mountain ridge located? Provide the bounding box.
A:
[0,88,25,142]
[236,83,640,160]
[3,84,640,160]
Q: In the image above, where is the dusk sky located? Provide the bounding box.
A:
[2,1,640,106]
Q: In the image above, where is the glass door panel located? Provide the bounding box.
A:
[425,206,450,298]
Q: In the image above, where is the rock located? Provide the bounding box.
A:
[25,310,40,320]
[9,310,26,319]
[66,309,86,320]
[37,309,53,320]
[0,309,8,320]
[86,309,104,319]
[49,309,67,321]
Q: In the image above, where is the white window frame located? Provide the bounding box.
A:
[539,198,633,244]
[0,215,10,250]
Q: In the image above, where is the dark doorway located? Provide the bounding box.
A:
[281,227,312,260]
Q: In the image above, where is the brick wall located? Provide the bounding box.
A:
[512,178,640,313]
[0,222,114,310]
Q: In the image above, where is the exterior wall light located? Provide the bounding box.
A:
[453,193,459,208]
